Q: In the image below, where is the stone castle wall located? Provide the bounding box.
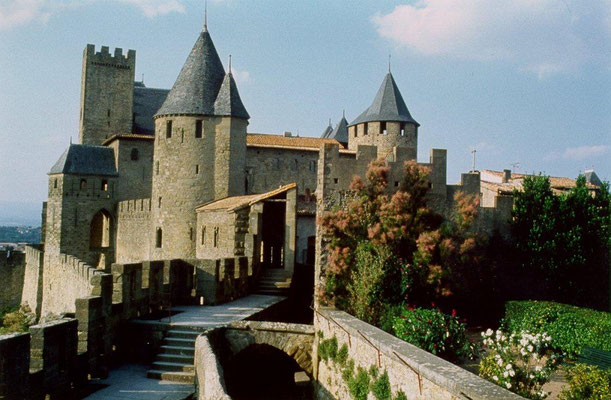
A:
[79,45,135,145]
[108,138,154,202]
[116,198,152,263]
[245,146,319,197]
[41,253,103,315]
[0,249,26,310]
[348,121,417,159]
[22,245,44,316]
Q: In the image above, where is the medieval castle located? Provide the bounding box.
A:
[8,20,516,320]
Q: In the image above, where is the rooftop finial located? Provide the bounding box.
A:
[342,109,345,118]
[328,118,331,126]
[203,0,208,31]
[388,54,391,73]
[228,54,232,74]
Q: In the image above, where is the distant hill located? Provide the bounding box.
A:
[0,226,41,244]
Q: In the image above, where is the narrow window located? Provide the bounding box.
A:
[181,128,184,143]
[101,180,108,191]
[189,227,193,241]
[166,120,172,138]
[131,148,139,161]
[400,123,406,137]
[80,179,87,191]
[195,165,199,174]
[155,161,159,175]
[364,123,368,136]
[158,197,162,208]
[195,120,202,138]
[309,160,316,172]
[213,227,219,247]
[334,178,338,184]
[293,159,298,171]
[201,227,206,245]
[381,122,387,135]
[107,109,111,118]
[394,181,399,187]
[156,228,162,248]
[53,179,57,189]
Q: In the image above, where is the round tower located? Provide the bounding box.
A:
[151,26,249,260]
[347,72,419,160]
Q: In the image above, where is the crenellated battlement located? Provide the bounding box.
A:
[84,44,135,69]
[58,252,103,286]
[117,198,152,216]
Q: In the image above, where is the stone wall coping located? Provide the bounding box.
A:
[318,308,524,400]
[228,320,315,335]
[0,332,29,340]
[195,333,231,400]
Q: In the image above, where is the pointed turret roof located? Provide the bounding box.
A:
[156,30,225,117]
[350,72,419,126]
[214,72,249,119]
[321,120,333,138]
[328,115,349,144]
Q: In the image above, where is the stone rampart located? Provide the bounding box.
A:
[116,198,152,263]
[41,252,106,315]
[0,318,81,400]
[314,308,523,400]
[22,245,44,317]
[0,249,25,311]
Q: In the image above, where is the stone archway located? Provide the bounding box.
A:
[90,209,112,249]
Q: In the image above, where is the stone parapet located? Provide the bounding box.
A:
[0,332,30,400]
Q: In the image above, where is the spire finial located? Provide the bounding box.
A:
[343,109,345,118]
[228,54,232,74]
[203,0,208,31]
[388,54,391,73]
[328,118,331,126]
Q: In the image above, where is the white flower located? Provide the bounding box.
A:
[529,374,535,379]
[506,382,512,389]
[497,359,503,366]
[493,376,498,381]
[509,370,515,377]
[503,371,509,378]
[527,345,534,352]
[506,364,512,370]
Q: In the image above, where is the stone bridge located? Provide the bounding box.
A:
[194,321,315,399]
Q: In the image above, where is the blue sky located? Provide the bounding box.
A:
[0,0,609,223]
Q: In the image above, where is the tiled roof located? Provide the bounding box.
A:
[196,183,296,212]
[481,169,598,190]
[156,30,225,117]
[247,133,343,151]
[49,144,118,176]
[133,85,169,134]
[102,133,155,146]
[350,72,419,126]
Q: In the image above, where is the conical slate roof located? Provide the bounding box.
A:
[321,120,333,138]
[328,115,349,144]
[213,72,249,119]
[350,72,419,126]
[156,30,226,117]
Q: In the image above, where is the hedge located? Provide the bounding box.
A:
[502,301,611,355]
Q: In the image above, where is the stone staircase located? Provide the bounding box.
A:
[147,328,203,383]
[254,268,292,296]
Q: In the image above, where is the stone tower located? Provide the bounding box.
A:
[45,144,118,268]
[347,72,419,159]
[151,26,249,260]
[79,45,136,145]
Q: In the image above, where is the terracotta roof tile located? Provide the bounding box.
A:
[247,133,344,151]
[196,183,296,212]
[481,169,598,190]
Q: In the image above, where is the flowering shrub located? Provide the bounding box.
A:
[479,329,561,399]
[390,306,476,362]
[559,363,611,400]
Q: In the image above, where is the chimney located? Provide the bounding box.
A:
[503,169,511,183]
[283,131,292,137]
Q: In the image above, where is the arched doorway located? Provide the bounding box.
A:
[224,344,312,399]
[89,209,112,248]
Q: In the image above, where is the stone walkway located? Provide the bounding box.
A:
[82,294,285,400]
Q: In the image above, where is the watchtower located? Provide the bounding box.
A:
[79,45,136,145]
[347,72,419,160]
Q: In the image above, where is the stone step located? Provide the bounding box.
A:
[258,282,291,289]
[157,353,194,364]
[160,345,195,356]
[147,369,194,383]
[255,288,289,296]
[152,361,195,373]
[164,337,196,347]
[167,329,201,339]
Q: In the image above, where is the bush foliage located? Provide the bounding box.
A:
[387,306,475,362]
[559,363,611,400]
[503,301,611,355]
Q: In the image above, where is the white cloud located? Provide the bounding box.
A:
[546,145,610,161]
[0,0,184,30]
[373,0,611,77]
[116,0,185,18]
[230,66,250,84]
